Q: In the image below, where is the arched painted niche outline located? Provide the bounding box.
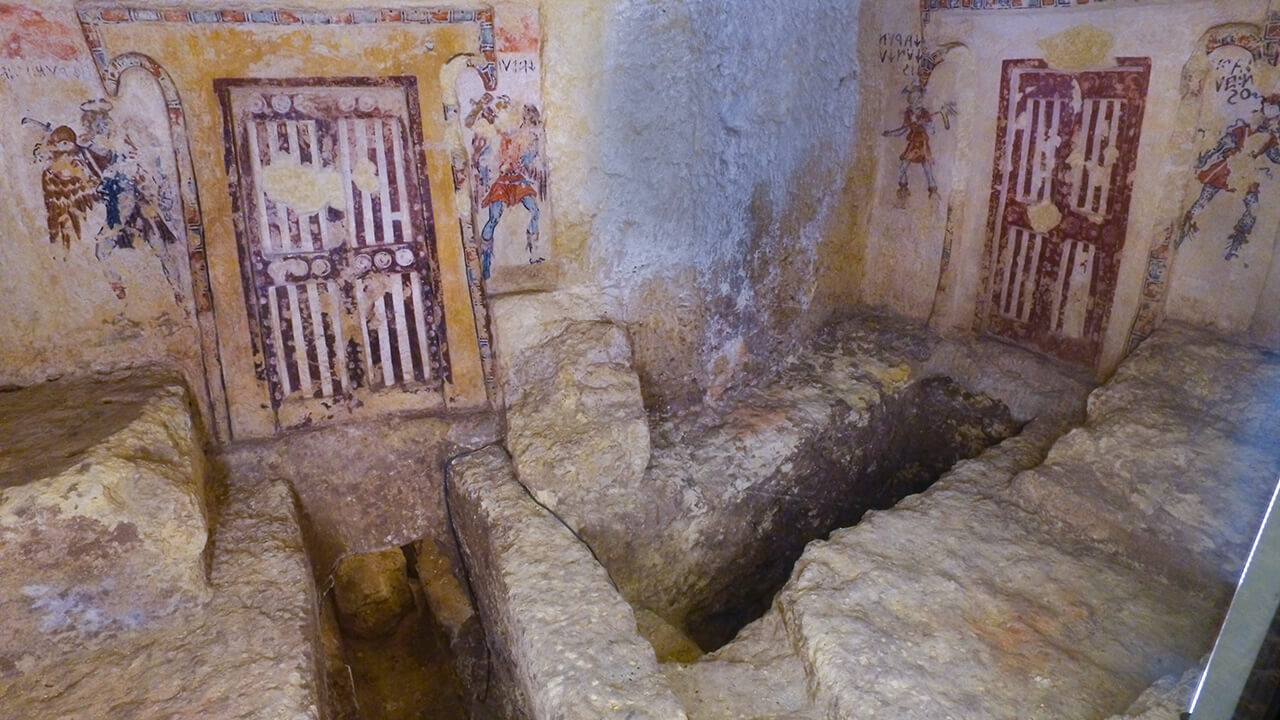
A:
[1126,23,1276,352]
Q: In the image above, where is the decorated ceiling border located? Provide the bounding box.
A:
[77,5,498,89]
[922,0,1117,11]
[75,4,501,441]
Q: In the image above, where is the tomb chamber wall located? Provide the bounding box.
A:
[855,0,1280,377]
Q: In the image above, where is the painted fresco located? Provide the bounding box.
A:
[1176,47,1280,261]
[864,28,970,322]
[981,58,1152,367]
[453,3,547,280]
[78,6,502,439]
[882,41,958,207]
[217,78,450,430]
[1127,25,1280,353]
[922,0,1129,14]
[30,98,185,303]
[1157,30,1280,342]
[0,4,201,396]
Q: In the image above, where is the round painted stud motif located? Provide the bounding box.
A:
[270,95,293,114]
[354,254,374,271]
[311,258,332,277]
[395,248,415,266]
[374,251,393,269]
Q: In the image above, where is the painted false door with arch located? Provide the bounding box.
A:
[217,77,450,433]
[984,58,1151,366]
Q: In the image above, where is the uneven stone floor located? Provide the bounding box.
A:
[0,373,325,718]
[0,473,324,718]
[341,600,468,720]
[499,303,1095,653]
[664,324,1279,719]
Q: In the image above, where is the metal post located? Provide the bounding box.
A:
[1186,477,1280,719]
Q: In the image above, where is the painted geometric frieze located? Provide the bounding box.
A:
[923,0,1122,11]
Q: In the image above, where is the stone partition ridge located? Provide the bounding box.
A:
[664,323,1279,719]
[447,446,689,720]
[0,472,326,718]
[499,301,1093,651]
[0,371,212,673]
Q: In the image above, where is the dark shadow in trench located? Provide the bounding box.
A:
[322,545,469,720]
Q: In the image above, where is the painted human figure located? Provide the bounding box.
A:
[464,92,503,191]
[1225,182,1260,260]
[78,99,183,301]
[1179,94,1280,259]
[883,85,949,206]
[476,102,543,279]
[31,99,184,303]
[1176,117,1254,248]
[1250,93,1280,165]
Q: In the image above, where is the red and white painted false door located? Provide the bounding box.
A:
[218,78,450,432]
[984,58,1150,366]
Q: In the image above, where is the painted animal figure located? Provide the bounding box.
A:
[37,124,99,252]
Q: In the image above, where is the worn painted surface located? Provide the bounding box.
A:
[215,77,452,430]
[0,2,507,441]
[860,0,1280,375]
[81,8,494,438]
[981,56,1151,366]
[453,2,549,286]
[0,3,206,416]
[1162,28,1280,346]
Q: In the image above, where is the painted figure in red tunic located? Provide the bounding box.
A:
[1178,93,1280,259]
[1176,117,1254,248]
[883,85,954,206]
[468,97,543,279]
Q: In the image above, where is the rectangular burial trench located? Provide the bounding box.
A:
[307,376,1026,710]
[681,376,1023,651]
[320,545,470,720]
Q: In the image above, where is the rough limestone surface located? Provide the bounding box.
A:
[332,548,414,639]
[218,410,500,706]
[218,411,501,580]
[501,309,1079,650]
[0,473,325,719]
[0,372,210,673]
[662,612,817,720]
[503,319,651,524]
[1104,663,1204,720]
[667,324,1276,719]
[448,446,688,720]
[1008,324,1280,593]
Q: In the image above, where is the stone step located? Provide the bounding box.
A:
[668,325,1278,719]
[0,372,211,672]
